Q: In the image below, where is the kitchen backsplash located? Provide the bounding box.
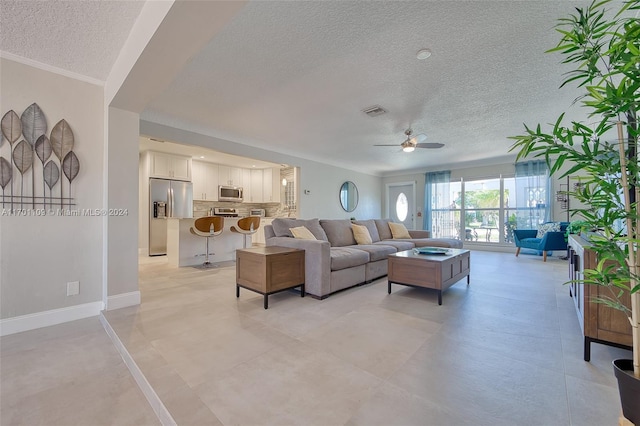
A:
[193,201,297,218]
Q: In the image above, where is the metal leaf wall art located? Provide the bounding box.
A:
[43,160,59,209]
[22,104,48,208]
[12,140,33,209]
[1,110,22,144]
[0,104,80,212]
[36,135,53,208]
[21,103,47,145]
[2,110,21,208]
[62,151,79,208]
[0,157,12,208]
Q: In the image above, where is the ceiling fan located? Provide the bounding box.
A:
[374,129,444,152]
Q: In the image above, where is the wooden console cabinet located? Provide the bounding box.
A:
[568,234,632,361]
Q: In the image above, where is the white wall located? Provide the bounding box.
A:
[106,107,140,303]
[0,58,104,320]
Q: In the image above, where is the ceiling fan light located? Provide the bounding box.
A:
[402,145,415,153]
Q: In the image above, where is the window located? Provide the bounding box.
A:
[427,164,550,244]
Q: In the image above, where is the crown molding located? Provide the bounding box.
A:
[0,51,105,87]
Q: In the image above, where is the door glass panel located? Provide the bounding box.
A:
[396,193,408,221]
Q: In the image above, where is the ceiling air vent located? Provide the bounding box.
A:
[362,105,387,117]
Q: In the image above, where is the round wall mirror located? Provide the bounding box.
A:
[339,181,359,212]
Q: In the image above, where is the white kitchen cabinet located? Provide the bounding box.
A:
[242,169,251,202]
[249,169,264,202]
[192,161,219,201]
[219,165,243,186]
[262,168,281,202]
[148,151,192,181]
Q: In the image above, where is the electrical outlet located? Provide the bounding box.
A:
[66,281,80,296]
[304,189,311,195]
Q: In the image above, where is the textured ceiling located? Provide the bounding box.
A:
[0,0,144,81]
[2,0,602,175]
[141,0,594,175]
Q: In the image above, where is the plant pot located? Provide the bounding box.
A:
[613,359,640,424]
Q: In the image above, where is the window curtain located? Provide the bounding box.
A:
[424,170,451,230]
[514,160,551,228]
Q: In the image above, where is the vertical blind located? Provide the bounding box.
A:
[514,160,551,225]
[424,170,451,230]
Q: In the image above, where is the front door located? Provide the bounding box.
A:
[387,182,415,229]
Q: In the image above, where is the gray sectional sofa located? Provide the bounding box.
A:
[263,218,462,299]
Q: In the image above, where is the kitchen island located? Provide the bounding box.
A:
[166,217,254,267]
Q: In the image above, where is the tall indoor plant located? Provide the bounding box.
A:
[509,0,639,419]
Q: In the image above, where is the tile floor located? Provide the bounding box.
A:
[0,317,160,425]
[2,250,632,425]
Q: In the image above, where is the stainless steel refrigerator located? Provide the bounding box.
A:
[149,178,193,256]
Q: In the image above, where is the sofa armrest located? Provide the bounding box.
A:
[265,237,331,298]
[540,231,568,251]
[408,230,430,238]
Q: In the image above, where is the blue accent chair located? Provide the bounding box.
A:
[513,222,569,262]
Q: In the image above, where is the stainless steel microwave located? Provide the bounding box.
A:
[219,185,243,202]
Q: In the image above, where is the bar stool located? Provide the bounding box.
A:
[190,216,224,267]
[230,216,261,248]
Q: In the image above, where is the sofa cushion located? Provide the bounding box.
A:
[345,244,396,262]
[330,247,370,270]
[374,240,415,251]
[536,222,561,238]
[519,237,542,249]
[320,219,357,247]
[389,222,411,239]
[271,218,328,241]
[351,224,373,245]
[290,226,316,240]
[352,219,381,242]
[374,219,393,240]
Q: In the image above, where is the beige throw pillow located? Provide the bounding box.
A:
[290,226,317,240]
[351,224,373,245]
[388,222,411,239]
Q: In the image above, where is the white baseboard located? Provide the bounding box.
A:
[106,291,141,311]
[100,314,176,426]
[0,301,104,337]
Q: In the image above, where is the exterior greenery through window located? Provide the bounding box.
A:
[427,162,550,244]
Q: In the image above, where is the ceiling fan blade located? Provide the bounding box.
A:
[409,133,427,144]
[373,144,401,146]
[416,142,444,149]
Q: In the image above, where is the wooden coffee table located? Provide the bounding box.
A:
[387,248,470,305]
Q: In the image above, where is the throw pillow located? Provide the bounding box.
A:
[536,222,561,238]
[290,226,317,240]
[389,222,411,239]
[351,224,373,245]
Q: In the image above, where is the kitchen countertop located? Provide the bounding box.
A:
[166,217,248,267]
